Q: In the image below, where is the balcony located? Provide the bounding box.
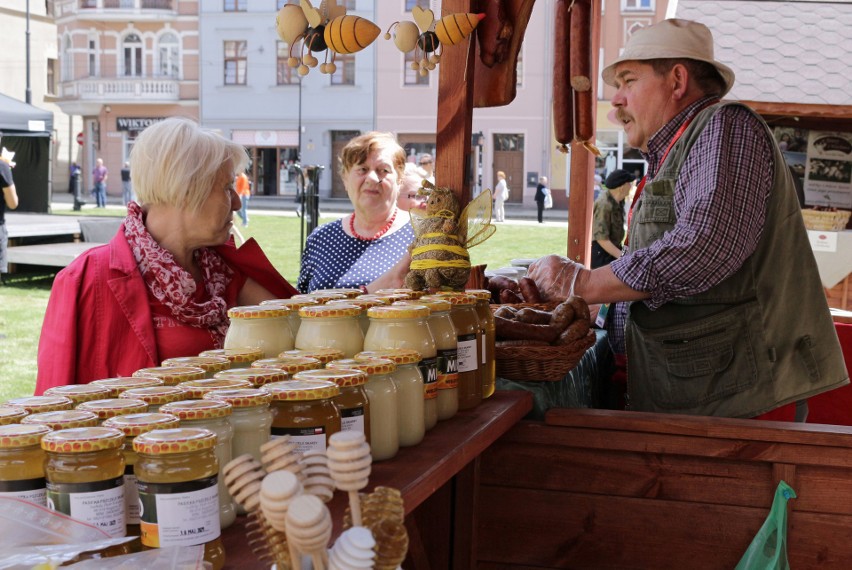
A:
[56,0,176,19]
[81,0,172,8]
[56,77,180,114]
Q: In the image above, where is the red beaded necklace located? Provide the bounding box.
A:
[349,208,398,241]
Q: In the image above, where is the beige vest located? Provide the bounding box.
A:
[624,102,848,417]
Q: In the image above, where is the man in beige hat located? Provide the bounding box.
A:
[529,19,847,420]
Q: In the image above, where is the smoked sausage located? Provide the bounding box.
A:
[500,289,525,304]
[552,0,573,149]
[515,307,553,325]
[518,276,543,304]
[494,316,562,343]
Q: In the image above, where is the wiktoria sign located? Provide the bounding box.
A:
[115,117,166,131]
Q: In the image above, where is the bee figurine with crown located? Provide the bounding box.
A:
[404,181,495,291]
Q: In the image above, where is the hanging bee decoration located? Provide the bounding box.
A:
[276,0,380,77]
[385,7,485,77]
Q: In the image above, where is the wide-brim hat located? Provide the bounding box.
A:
[601,19,735,96]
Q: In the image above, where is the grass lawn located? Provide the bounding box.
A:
[0,212,567,400]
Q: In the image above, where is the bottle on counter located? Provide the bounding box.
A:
[161,356,231,379]
[0,423,51,505]
[202,388,273,464]
[261,380,341,454]
[296,304,365,358]
[466,289,497,399]
[198,347,264,370]
[224,305,294,358]
[259,298,318,336]
[327,298,386,335]
[293,368,371,442]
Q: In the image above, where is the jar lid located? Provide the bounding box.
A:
[294,368,368,387]
[356,349,422,365]
[214,367,289,387]
[0,405,27,425]
[260,298,318,310]
[103,413,181,436]
[161,356,230,374]
[299,304,361,318]
[199,347,264,365]
[395,298,451,313]
[22,410,99,430]
[91,377,165,397]
[353,294,393,305]
[133,428,217,455]
[44,384,112,404]
[292,292,348,304]
[261,380,340,401]
[133,366,206,386]
[372,293,411,303]
[424,292,476,306]
[160,399,232,420]
[375,288,425,299]
[119,386,186,406]
[179,378,253,399]
[327,357,397,375]
[203,388,272,408]
[251,357,322,375]
[6,395,74,414]
[77,398,149,420]
[41,427,125,453]
[328,298,384,311]
[312,288,362,299]
[228,304,290,319]
[366,304,430,319]
[0,423,51,448]
[280,348,345,365]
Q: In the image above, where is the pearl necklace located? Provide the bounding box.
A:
[350,208,398,241]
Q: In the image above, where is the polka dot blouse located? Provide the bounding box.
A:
[298,219,415,293]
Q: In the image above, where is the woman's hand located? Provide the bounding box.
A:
[526,255,585,302]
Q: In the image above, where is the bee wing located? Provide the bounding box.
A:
[411,5,436,32]
[300,0,323,28]
[408,205,431,238]
[326,0,347,20]
[460,189,496,249]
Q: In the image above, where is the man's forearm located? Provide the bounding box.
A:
[574,265,649,305]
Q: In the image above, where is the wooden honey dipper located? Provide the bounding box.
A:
[328,526,376,570]
[327,431,372,527]
[223,454,266,512]
[301,449,335,503]
[261,435,306,481]
[285,493,333,570]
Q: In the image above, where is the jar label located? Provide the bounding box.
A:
[436,348,459,390]
[340,407,365,435]
[124,470,140,524]
[271,427,327,454]
[0,478,47,506]
[418,357,438,400]
[137,475,221,548]
[457,334,478,373]
[47,476,126,537]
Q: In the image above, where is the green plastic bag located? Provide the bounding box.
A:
[735,480,797,570]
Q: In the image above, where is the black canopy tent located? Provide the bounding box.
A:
[0,93,53,213]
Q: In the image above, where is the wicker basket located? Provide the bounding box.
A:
[802,208,851,231]
[495,329,596,382]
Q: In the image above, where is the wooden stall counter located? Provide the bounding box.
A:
[222,389,532,569]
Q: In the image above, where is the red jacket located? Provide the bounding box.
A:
[35,227,296,394]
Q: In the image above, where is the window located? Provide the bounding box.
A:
[622,0,653,10]
[87,38,97,77]
[224,41,247,85]
[123,33,143,77]
[224,0,246,11]
[62,35,73,81]
[405,0,429,10]
[47,58,58,95]
[330,53,355,86]
[403,51,428,86]
[277,41,297,85]
[158,32,180,78]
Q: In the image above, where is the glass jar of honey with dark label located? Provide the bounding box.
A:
[294,368,370,442]
[0,423,51,505]
[261,380,341,454]
[466,289,497,399]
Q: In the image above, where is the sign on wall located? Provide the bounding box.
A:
[115,117,166,132]
[804,131,852,209]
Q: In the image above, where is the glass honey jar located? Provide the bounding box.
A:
[133,366,206,387]
[296,304,364,358]
[91,376,164,398]
[281,348,346,366]
[161,356,231,379]
[260,298,318,336]
[224,305,294,358]
[294,368,370,442]
[251,356,322,376]
[312,288,362,299]
[375,288,425,300]
[203,388,272,463]
[0,405,28,425]
[42,427,127,537]
[425,293,482,410]
[178,378,253,400]
[328,298,386,335]
[199,347,264,369]
[22,410,99,430]
[214,367,289,388]
[467,289,497,399]
[0,423,51,505]
[261,380,341,454]
[77,398,149,425]
[133,428,224,569]
[119,386,186,412]
[6,395,73,414]
[293,292,349,304]
[102,412,180,541]
[44,384,112,407]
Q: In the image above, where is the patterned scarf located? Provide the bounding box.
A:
[124,202,232,347]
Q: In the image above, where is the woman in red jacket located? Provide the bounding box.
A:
[36,117,297,392]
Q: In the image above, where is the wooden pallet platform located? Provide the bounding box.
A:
[6,242,104,267]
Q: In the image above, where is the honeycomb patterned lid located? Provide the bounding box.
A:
[352,294,392,305]
[372,293,411,303]
[328,298,385,312]
[44,384,112,405]
[214,367,289,387]
[22,410,99,430]
[327,357,397,376]
[465,289,492,301]
[261,380,340,401]
[292,292,348,304]
[178,378,253,399]
[133,366,206,386]
[299,304,361,319]
[91,377,165,397]
[161,356,230,374]
[103,412,181,437]
[203,388,272,408]
[119,386,186,406]
[0,405,27,425]
[77,398,149,420]
[375,288,425,299]
[259,298,318,310]
[0,423,51,448]
[423,292,476,306]
[159,399,232,420]
[41,427,125,453]
[251,357,322,375]
[356,349,422,366]
[228,304,290,319]
[312,288,362,299]
[395,298,451,313]
[6,396,74,414]
[280,348,345,365]
[199,347,264,365]
[366,304,430,320]
[133,428,217,455]
[294,368,368,387]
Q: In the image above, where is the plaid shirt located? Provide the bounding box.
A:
[606,96,774,354]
